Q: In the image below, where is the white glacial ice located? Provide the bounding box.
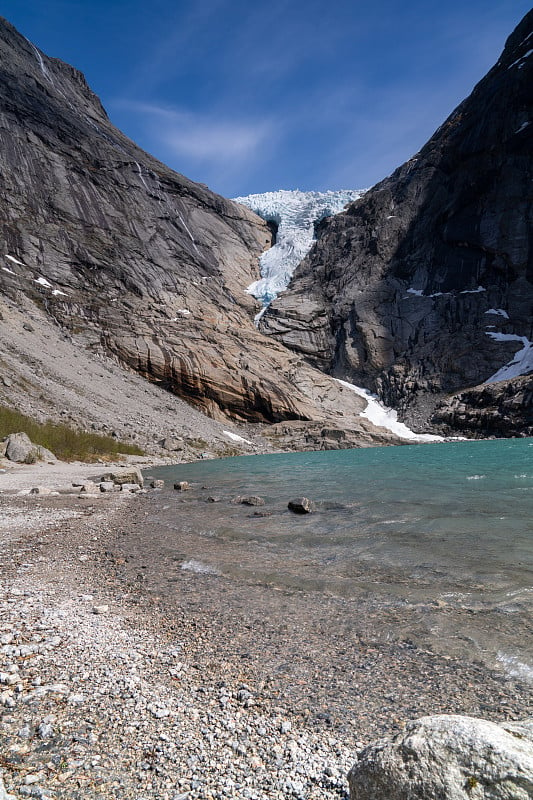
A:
[233,189,365,307]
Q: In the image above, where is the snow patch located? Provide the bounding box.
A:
[485,308,509,319]
[516,121,530,133]
[460,286,486,294]
[2,267,15,275]
[234,189,365,306]
[223,430,252,445]
[52,289,68,296]
[172,309,191,319]
[34,277,53,288]
[406,288,424,296]
[6,255,26,267]
[485,333,533,382]
[335,379,444,442]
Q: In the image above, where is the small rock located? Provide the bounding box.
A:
[288,497,316,514]
[37,722,53,739]
[150,479,165,489]
[101,467,144,488]
[29,487,52,496]
[233,495,265,506]
[174,481,190,491]
[207,495,222,503]
[79,481,98,493]
[92,605,109,615]
[120,483,141,492]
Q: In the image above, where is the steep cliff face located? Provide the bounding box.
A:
[0,16,407,448]
[262,11,533,434]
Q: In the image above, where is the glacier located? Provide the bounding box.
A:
[233,189,365,311]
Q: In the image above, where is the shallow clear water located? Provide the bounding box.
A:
[149,438,533,679]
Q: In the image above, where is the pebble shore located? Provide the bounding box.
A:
[1,471,531,800]
[0,490,355,800]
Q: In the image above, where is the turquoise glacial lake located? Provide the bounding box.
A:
[147,438,533,681]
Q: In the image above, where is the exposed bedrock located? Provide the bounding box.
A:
[0,16,404,444]
[262,11,533,436]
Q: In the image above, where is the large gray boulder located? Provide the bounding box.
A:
[348,715,533,800]
[4,432,57,463]
[5,431,34,462]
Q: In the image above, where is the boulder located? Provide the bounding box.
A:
[288,497,315,514]
[101,467,144,488]
[174,481,190,491]
[79,481,98,493]
[5,431,36,462]
[150,479,165,489]
[120,482,141,492]
[29,486,52,495]
[3,432,56,463]
[232,495,265,506]
[99,481,118,492]
[161,438,184,452]
[347,714,533,800]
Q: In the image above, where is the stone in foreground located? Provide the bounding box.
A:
[288,497,316,514]
[348,714,533,800]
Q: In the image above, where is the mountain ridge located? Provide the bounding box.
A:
[260,10,533,437]
[0,15,409,454]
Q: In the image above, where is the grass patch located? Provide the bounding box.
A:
[0,405,144,462]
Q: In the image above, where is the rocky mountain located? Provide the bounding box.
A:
[0,16,408,453]
[262,11,533,437]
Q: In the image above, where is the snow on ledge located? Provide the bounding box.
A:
[335,379,444,442]
[223,430,253,445]
[485,333,533,382]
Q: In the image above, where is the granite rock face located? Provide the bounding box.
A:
[348,715,533,800]
[262,11,533,435]
[0,16,402,446]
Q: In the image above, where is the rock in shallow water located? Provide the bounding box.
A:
[288,497,316,514]
[348,714,533,800]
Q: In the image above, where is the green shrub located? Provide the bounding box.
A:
[0,406,144,462]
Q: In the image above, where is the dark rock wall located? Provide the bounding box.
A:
[262,11,533,433]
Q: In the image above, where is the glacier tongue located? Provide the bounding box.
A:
[233,189,364,306]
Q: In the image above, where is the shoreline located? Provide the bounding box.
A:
[1,461,531,799]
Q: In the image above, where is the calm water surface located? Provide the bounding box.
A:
[148,438,533,680]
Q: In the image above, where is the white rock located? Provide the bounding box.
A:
[348,715,533,800]
[92,605,109,614]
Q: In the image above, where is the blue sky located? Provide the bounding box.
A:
[2,1,530,197]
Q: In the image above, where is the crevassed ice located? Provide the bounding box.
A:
[233,189,365,306]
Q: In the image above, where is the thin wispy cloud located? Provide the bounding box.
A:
[10,0,530,196]
[117,101,281,194]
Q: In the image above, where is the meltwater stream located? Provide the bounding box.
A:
[145,438,533,682]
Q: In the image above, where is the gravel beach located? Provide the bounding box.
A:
[1,463,531,800]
